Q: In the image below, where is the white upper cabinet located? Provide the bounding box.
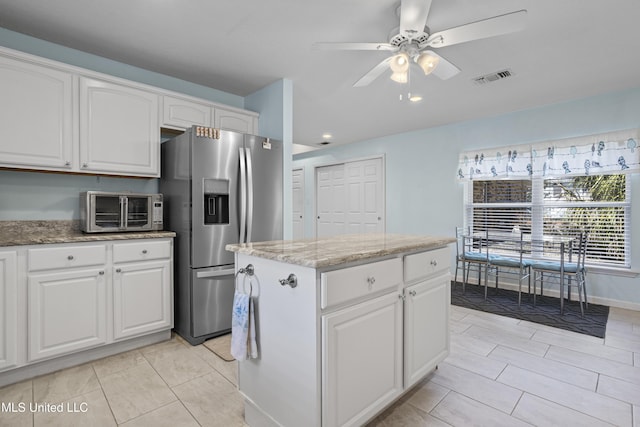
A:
[214,107,258,134]
[0,55,74,170]
[80,77,160,177]
[0,46,260,177]
[162,95,212,129]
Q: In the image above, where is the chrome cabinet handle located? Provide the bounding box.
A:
[64,161,71,166]
[430,260,438,266]
[142,249,148,254]
[67,255,74,260]
[116,268,122,273]
[82,163,88,168]
[279,274,297,288]
[366,276,376,285]
[409,290,417,297]
[99,271,104,275]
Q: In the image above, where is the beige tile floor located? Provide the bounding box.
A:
[1,304,639,426]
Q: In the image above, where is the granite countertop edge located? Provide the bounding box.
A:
[226,234,455,268]
[0,220,176,247]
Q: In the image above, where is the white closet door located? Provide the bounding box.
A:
[346,158,384,234]
[292,168,305,239]
[316,158,384,238]
[316,164,346,237]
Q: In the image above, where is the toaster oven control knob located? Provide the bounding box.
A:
[67,255,74,260]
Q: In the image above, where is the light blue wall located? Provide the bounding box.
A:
[0,171,157,220]
[245,79,294,239]
[293,88,640,308]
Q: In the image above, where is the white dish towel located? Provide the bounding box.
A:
[230,288,258,360]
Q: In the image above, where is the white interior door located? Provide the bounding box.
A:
[346,158,384,234]
[316,164,346,237]
[316,157,384,238]
[292,168,305,239]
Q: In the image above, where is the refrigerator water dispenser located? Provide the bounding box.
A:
[203,179,229,224]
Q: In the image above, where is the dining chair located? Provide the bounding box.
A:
[487,231,532,306]
[530,232,588,316]
[454,227,492,293]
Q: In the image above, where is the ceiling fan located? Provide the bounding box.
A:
[315,0,527,87]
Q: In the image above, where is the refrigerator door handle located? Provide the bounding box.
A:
[245,147,254,243]
[239,146,247,243]
[196,268,236,279]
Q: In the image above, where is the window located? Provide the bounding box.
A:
[466,174,631,268]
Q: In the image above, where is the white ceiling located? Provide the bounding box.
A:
[1,0,639,148]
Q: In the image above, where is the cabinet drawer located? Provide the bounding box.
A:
[404,247,450,284]
[321,258,402,309]
[28,245,106,272]
[113,240,171,263]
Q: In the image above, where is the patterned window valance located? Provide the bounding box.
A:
[457,129,639,181]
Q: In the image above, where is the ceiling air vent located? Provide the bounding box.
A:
[473,69,514,85]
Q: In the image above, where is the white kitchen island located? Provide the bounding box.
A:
[226,233,454,427]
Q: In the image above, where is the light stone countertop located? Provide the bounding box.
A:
[226,233,455,268]
[0,220,176,247]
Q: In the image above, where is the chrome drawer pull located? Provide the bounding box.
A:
[142,249,148,254]
[430,260,438,266]
[67,255,74,260]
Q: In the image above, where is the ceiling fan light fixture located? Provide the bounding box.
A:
[415,52,440,75]
[389,53,409,73]
[390,70,408,83]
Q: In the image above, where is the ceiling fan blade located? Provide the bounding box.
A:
[400,0,433,39]
[313,42,396,51]
[425,50,460,80]
[422,9,527,49]
[353,57,393,87]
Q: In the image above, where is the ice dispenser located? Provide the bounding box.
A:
[203,179,229,224]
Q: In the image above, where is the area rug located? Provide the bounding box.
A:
[451,282,609,338]
[203,333,234,361]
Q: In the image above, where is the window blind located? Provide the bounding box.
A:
[466,174,630,268]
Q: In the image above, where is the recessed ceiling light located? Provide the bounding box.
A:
[409,94,423,102]
[322,133,332,139]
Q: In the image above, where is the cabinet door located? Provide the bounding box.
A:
[113,260,172,340]
[213,107,257,134]
[28,267,107,362]
[0,251,17,371]
[0,55,74,170]
[404,274,450,388]
[79,77,159,176]
[162,95,211,129]
[322,292,403,427]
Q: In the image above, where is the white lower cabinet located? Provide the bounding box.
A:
[404,274,450,387]
[28,267,107,362]
[113,259,172,340]
[322,291,403,427]
[1,238,173,371]
[0,251,18,371]
[236,245,451,427]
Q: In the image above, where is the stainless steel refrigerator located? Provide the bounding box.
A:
[160,126,283,345]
